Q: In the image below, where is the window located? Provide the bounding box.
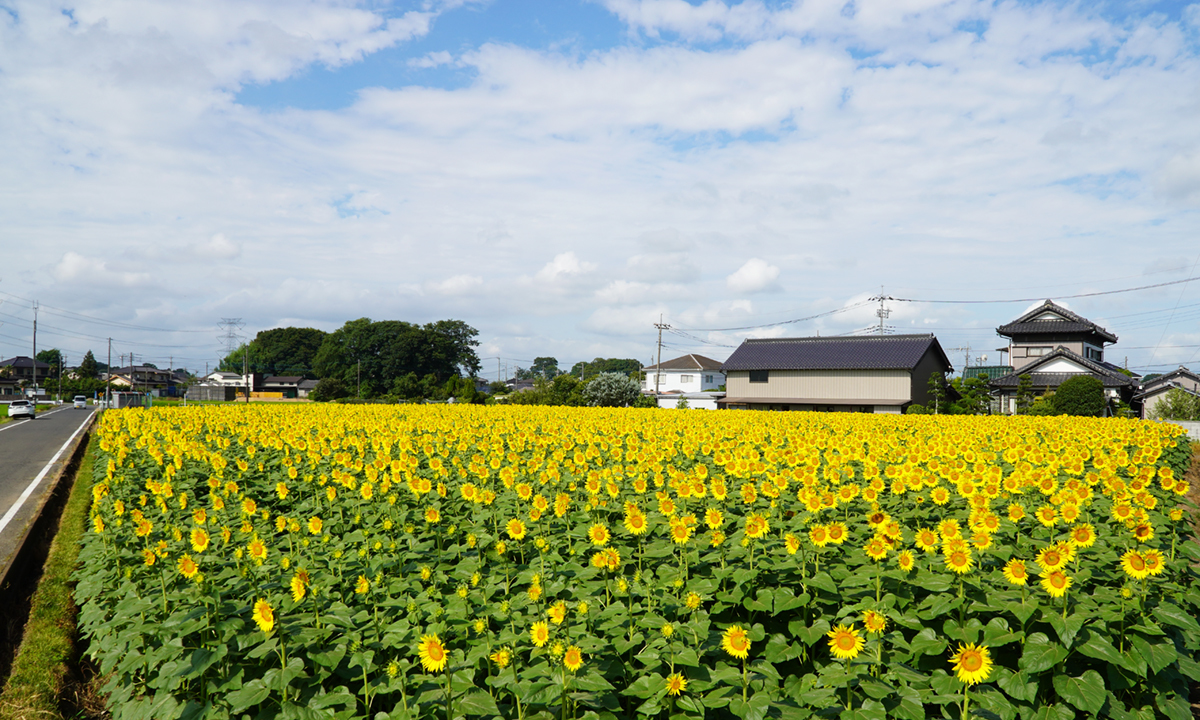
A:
[749,370,769,383]
[1026,347,1051,357]
[1085,347,1103,362]
[680,375,694,383]
[704,375,713,383]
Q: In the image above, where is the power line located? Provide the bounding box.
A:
[0,290,211,333]
[888,275,1200,304]
[676,299,873,332]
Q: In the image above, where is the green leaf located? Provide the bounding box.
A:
[1156,690,1192,720]
[309,688,356,711]
[920,593,961,620]
[1046,612,1085,648]
[795,619,831,647]
[1019,632,1068,674]
[807,572,837,595]
[909,627,948,656]
[1032,705,1076,720]
[997,670,1038,704]
[624,673,663,699]
[1052,670,1105,715]
[1075,629,1127,671]
[763,634,794,663]
[457,691,500,716]
[1130,634,1177,674]
[227,680,270,713]
[674,647,701,667]
[310,644,347,669]
[728,693,771,720]
[857,677,893,700]
[888,685,924,720]
[982,617,1022,647]
[1008,601,1037,626]
[1154,602,1200,635]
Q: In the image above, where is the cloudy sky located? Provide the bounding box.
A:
[2,0,1199,379]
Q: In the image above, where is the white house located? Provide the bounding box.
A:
[642,354,725,394]
[204,371,249,387]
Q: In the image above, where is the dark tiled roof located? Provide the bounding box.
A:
[721,334,950,372]
[646,354,724,371]
[265,376,305,383]
[0,356,50,369]
[990,347,1135,388]
[1140,366,1199,391]
[996,300,1118,343]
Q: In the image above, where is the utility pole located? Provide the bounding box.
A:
[357,360,361,399]
[653,315,670,395]
[106,338,112,408]
[243,343,250,403]
[58,354,63,401]
[875,291,891,335]
[31,300,38,394]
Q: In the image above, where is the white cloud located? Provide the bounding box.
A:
[534,252,596,282]
[51,251,153,288]
[726,258,781,294]
[427,274,484,295]
[410,50,454,69]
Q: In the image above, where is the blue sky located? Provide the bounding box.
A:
[1,0,1200,378]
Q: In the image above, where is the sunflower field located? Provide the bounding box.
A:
[76,405,1200,720]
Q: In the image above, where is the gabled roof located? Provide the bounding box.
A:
[265,376,305,383]
[0,356,51,369]
[1140,366,1199,391]
[645,354,724,372]
[996,300,1118,344]
[990,347,1135,388]
[721,334,952,372]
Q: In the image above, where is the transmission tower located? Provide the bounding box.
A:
[218,318,245,357]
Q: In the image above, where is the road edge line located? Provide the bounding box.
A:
[0,411,95,536]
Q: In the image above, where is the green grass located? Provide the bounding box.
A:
[0,433,95,719]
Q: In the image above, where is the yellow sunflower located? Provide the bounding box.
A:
[721,625,751,659]
[827,624,864,660]
[177,554,199,579]
[744,513,769,540]
[506,518,527,541]
[950,643,993,685]
[1120,550,1150,579]
[1040,570,1072,598]
[624,510,649,536]
[864,537,889,561]
[1002,559,1028,586]
[915,528,939,553]
[530,621,550,648]
[490,647,512,668]
[588,523,611,547]
[418,634,448,672]
[666,672,687,696]
[863,610,887,634]
[252,598,275,633]
[785,533,801,555]
[809,525,830,548]
[563,645,583,673]
[1068,524,1096,549]
[944,547,974,575]
[826,522,848,544]
[897,550,915,572]
[1142,549,1165,576]
[1035,545,1067,572]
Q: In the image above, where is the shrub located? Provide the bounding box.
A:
[1052,375,1106,417]
[583,371,641,407]
[309,377,350,402]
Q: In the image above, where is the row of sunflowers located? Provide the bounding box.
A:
[75,405,1199,720]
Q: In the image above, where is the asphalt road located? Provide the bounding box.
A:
[0,404,96,580]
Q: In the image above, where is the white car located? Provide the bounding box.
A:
[74,395,88,408]
[8,399,36,419]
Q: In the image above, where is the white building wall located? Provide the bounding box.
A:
[643,370,724,393]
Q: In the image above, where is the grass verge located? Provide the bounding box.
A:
[0,434,95,719]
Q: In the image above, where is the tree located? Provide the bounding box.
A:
[530,357,560,379]
[36,349,63,379]
[1149,388,1200,421]
[1015,374,1035,414]
[951,373,991,415]
[309,378,351,402]
[78,350,99,380]
[1052,375,1106,417]
[253,327,327,377]
[675,396,690,409]
[927,372,950,414]
[584,372,641,407]
[571,358,642,380]
[312,318,481,398]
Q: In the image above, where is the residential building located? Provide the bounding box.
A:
[1135,367,1200,420]
[642,354,725,394]
[106,365,187,396]
[997,300,1117,371]
[719,334,953,412]
[263,376,305,398]
[990,301,1135,414]
[0,356,50,384]
[654,391,725,410]
[298,379,320,398]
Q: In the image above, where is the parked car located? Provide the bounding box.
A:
[74,395,88,408]
[8,399,35,419]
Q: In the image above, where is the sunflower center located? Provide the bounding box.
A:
[961,653,982,672]
[1051,574,1067,588]
[1130,555,1146,571]
[428,644,445,662]
[836,635,856,650]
